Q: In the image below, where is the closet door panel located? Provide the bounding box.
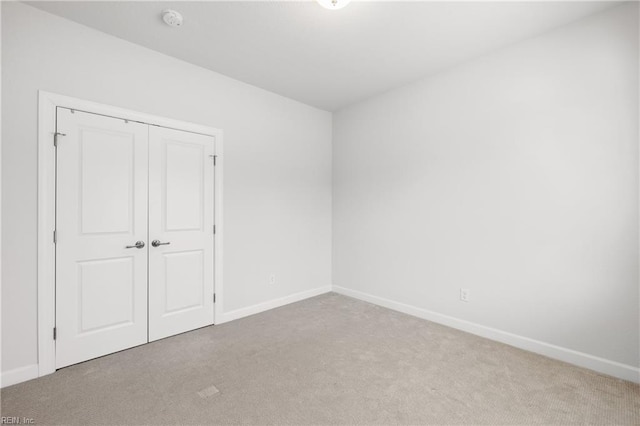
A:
[148,126,215,341]
[55,108,149,368]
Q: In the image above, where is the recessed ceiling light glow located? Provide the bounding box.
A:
[162,9,183,27]
[316,0,351,10]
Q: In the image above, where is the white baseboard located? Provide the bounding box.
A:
[220,285,332,323]
[1,364,39,388]
[333,285,640,384]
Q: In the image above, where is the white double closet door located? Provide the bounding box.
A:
[55,108,215,369]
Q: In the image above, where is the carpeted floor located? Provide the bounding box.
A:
[1,292,639,425]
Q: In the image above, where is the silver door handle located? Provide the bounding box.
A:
[152,240,171,247]
[125,241,145,249]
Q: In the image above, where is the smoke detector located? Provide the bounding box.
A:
[316,0,351,10]
[162,9,183,27]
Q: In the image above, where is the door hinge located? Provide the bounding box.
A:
[53,230,57,244]
[209,155,217,166]
[53,132,66,147]
[213,293,216,303]
[213,225,216,235]
[53,327,57,340]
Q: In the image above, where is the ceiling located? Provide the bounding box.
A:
[28,1,620,111]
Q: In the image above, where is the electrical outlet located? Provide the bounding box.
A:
[460,288,470,302]
[269,274,276,285]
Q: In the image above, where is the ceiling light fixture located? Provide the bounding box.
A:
[162,9,183,27]
[316,0,351,10]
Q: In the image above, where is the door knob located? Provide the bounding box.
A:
[152,240,171,247]
[125,241,145,249]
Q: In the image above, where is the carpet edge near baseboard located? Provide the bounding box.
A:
[332,285,640,384]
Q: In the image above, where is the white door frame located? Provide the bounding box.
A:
[37,91,224,377]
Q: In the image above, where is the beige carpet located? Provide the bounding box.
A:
[1,293,639,425]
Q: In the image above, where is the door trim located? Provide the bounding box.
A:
[37,91,224,377]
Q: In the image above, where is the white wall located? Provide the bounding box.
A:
[333,2,639,372]
[1,3,332,374]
